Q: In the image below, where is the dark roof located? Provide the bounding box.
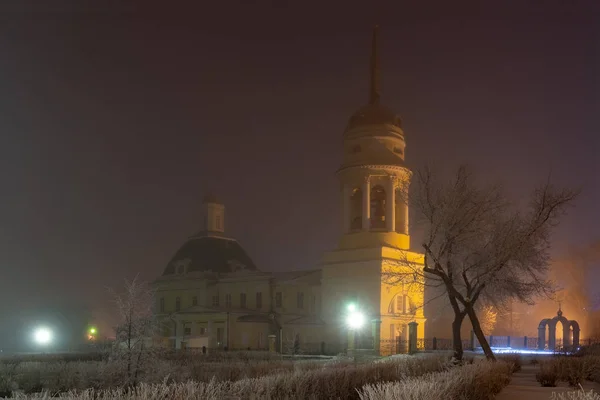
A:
[286,315,326,325]
[271,270,322,284]
[345,103,402,132]
[162,236,258,275]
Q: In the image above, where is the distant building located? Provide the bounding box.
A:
[153,27,425,355]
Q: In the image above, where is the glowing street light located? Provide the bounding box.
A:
[346,303,365,330]
[346,310,365,330]
[88,326,98,341]
[33,327,53,346]
[345,303,365,358]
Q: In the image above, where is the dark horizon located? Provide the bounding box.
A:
[0,1,598,347]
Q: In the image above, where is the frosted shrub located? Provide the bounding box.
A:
[4,354,451,399]
[583,356,600,384]
[497,354,522,372]
[358,360,513,400]
[1,357,330,394]
[536,356,600,387]
[551,388,600,400]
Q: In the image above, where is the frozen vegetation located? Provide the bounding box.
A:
[0,352,516,399]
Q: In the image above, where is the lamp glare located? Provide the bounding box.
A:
[346,311,365,330]
[33,327,52,345]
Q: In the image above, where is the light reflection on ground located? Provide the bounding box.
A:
[472,347,573,355]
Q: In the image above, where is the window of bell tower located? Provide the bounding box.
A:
[350,188,362,230]
[370,185,386,229]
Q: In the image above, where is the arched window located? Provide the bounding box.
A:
[389,294,410,314]
[350,188,362,230]
[370,185,386,229]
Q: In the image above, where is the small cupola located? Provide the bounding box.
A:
[202,194,225,234]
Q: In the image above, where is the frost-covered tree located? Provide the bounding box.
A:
[110,275,157,386]
[384,165,577,361]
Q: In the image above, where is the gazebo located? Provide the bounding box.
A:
[537,307,580,351]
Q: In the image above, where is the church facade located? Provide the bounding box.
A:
[152,27,426,355]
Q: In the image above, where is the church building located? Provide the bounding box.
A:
[152,27,426,355]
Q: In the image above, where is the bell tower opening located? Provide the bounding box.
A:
[370,185,387,229]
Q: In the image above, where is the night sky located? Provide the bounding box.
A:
[0,1,598,346]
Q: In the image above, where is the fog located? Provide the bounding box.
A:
[425,241,600,340]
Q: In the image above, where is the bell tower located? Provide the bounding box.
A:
[320,26,425,355]
[338,25,411,251]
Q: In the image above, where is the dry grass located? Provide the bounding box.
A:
[1,354,452,399]
[357,360,513,400]
[0,358,327,394]
[551,387,600,400]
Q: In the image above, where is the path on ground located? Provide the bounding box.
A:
[496,364,600,400]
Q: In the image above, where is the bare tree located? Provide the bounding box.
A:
[384,165,577,360]
[282,330,302,355]
[110,275,157,386]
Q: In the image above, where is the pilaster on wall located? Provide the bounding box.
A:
[371,319,382,355]
[386,176,396,232]
[362,177,371,231]
[343,184,352,233]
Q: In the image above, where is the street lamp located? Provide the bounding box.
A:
[345,303,365,358]
[33,327,53,346]
[346,305,365,330]
[88,326,98,341]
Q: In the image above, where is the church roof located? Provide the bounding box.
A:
[271,270,321,284]
[346,103,402,131]
[162,235,258,275]
[345,26,403,134]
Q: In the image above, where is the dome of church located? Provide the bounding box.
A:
[162,195,258,276]
[346,103,402,131]
[162,236,258,275]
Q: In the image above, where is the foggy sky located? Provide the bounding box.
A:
[0,1,598,343]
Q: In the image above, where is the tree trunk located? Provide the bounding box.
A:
[444,282,467,362]
[466,304,496,361]
[133,339,144,387]
[452,310,467,362]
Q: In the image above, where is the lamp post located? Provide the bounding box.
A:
[32,326,53,352]
[345,303,365,359]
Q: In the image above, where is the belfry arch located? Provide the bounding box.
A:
[370,185,387,229]
[537,308,580,351]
